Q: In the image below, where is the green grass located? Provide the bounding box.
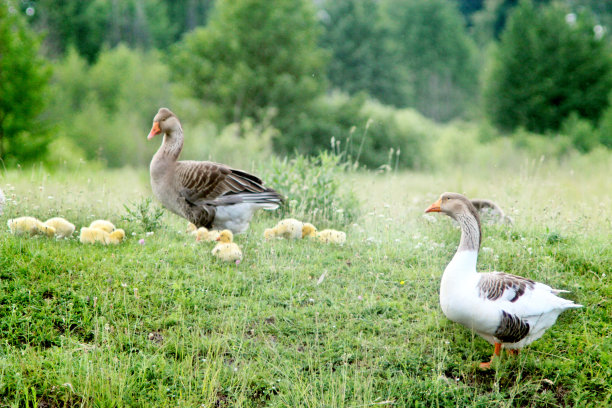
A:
[0,159,610,407]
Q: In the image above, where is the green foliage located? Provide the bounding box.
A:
[560,112,600,153]
[170,0,327,128]
[0,1,51,164]
[29,0,179,61]
[381,0,479,121]
[484,0,612,134]
[48,46,171,167]
[277,93,431,170]
[319,0,408,106]
[122,197,165,233]
[258,151,360,226]
[597,90,612,148]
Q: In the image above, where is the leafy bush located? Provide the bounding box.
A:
[560,113,600,153]
[122,197,165,232]
[484,0,612,134]
[276,93,431,170]
[48,46,172,167]
[257,151,360,227]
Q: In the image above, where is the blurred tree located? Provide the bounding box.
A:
[381,0,479,121]
[0,1,51,163]
[171,0,327,132]
[319,0,409,107]
[484,0,612,133]
[27,0,175,61]
[166,0,213,42]
[48,46,171,167]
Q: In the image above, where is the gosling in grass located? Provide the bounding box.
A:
[108,228,126,244]
[89,219,116,233]
[302,223,317,238]
[186,222,197,234]
[470,199,514,225]
[195,227,221,242]
[44,217,75,238]
[211,230,243,262]
[79,227,111,245]
[264,227,278,240]
[316,229,346,244]
[8,217,56,237]
[274,218,304,239]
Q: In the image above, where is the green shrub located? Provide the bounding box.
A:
[275,93,431,170]
[560,113,600,153]
[257,151,360,227]
[122,197,165,233]
[48,46,172,167]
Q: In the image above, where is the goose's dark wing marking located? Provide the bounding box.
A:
[477,272,535,302]
[495,311,530,343]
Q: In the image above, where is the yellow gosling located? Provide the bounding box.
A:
[195,227,221,242]
[211,229,243,262]
[186,222,197,234]
[264,227,278,240]
[302,223,317,238]
[316,229,346,244]
[8,217,55,237]
[108,228,126,244]
[275,218,303,239]
[79,227,110,245]
[89,220,115,233]
[44,217,75,238]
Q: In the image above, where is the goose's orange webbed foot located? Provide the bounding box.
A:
[478,342,502,370]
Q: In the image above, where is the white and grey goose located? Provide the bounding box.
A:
[425,192,581,369]
[147,108,282,234]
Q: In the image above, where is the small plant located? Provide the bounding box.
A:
[122,197,165,232]
[258,151,360,226]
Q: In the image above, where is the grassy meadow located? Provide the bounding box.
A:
[0,156,610,407]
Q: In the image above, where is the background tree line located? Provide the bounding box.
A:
[1,0,612,168]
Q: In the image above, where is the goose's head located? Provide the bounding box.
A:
[425,192,479,221]
[148,108,182,139]
[216,229,234,244]
[264,228,276,240]
[302,223,317,238]
[110,228,125,240]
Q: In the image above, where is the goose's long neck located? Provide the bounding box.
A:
[455,212,481,253]
[156,128,183,163]
[444,211,481,277]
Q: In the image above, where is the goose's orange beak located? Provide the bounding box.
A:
[148,121,161,140]
[215,236,221,241]
[425,198,442,213]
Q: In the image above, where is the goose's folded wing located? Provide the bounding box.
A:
[477,272,536,303]
[176,161,267,204]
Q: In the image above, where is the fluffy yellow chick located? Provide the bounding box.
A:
[79,227,110,245]
[302,223,317,238]
[108,228,126,244]
[211,229,243,262]
[44,217,75,238]
[275,218,303,239]
[186,222,197,234]
[7,217,56,237]
[89,220,115,233]
[195,227,221,242]
[264,227,278,240]
[316,229,346,244]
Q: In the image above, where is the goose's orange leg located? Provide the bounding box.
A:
[479,342,502,370]
[507,349,519,356]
